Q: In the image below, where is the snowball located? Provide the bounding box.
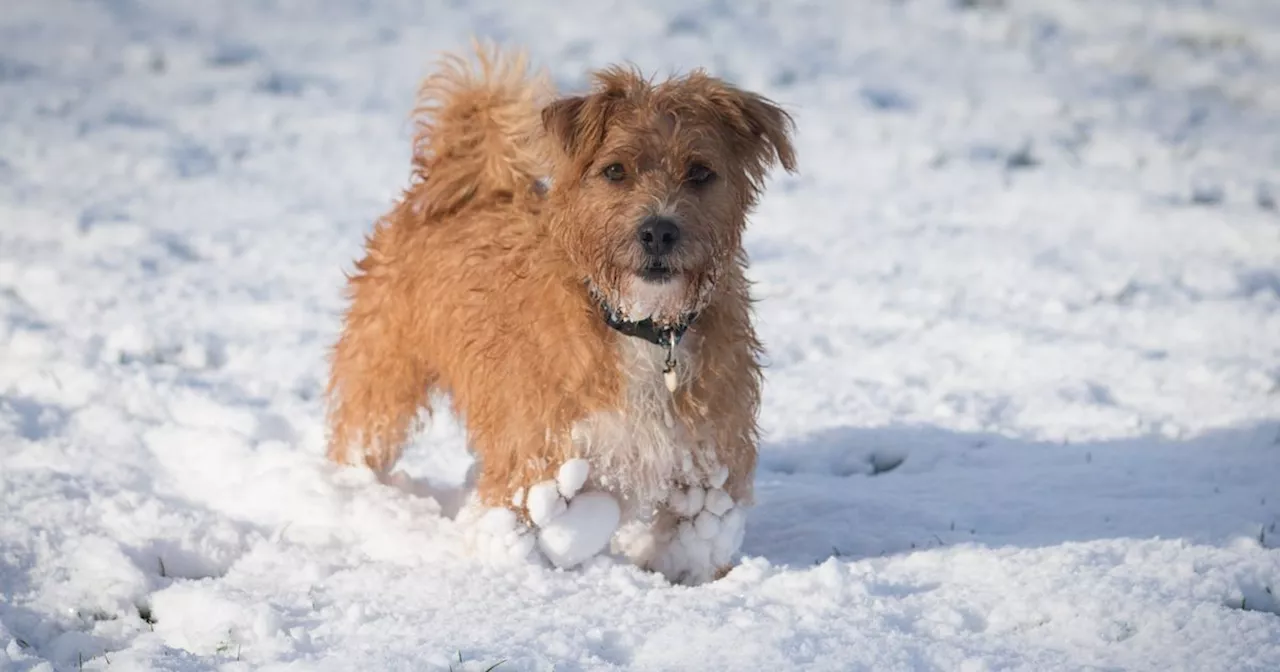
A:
[676,520,698,548]
[458,503,537,566]
[676,520,713,574]
[536,491,620,568]
[477,507,520,534]
[556,458,590,499]
[712,507,747,566]
[684,486,706,515]
[667,488,688,515]
[501,530,536,562]
[669,485,706,517]
[525,481,566,527]
[694,511,721,539]
[704,488,734,516]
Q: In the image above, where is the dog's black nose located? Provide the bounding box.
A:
[637,217,681,256]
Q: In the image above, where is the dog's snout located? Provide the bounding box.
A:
[637,217,681,256]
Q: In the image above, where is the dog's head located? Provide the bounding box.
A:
[541,67,796,324]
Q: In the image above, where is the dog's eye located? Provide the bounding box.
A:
[602,163,627,182]
[685,163,716,186]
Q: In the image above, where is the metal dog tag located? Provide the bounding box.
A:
[662,330,679,393]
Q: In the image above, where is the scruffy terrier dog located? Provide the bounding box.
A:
[325,46,795,585]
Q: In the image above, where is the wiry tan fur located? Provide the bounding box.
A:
[325,43,795,580]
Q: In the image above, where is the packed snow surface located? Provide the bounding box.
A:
[2,0,1280,670]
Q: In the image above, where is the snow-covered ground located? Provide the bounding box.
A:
[2,0,1279,669]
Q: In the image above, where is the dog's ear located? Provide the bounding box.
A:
[541,95,592,157]
[735,90,798,175]
[542,67,641,163]
[541,94,619,162]
[701,79,797,186]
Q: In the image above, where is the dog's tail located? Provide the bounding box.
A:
[407,43,550,219]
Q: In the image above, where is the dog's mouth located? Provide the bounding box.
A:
[637,259,676,283]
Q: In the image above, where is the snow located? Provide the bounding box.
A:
[703,488,733,517]
[515,461,622,570]
[458,502,538,569]
[525,481,569,529]
[555,458,591,501]
[535,492,622,570]
[614,482,746,586]
[1,0,1279,670]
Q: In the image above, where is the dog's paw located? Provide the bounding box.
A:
[651,481,746,585]
[523,459,619,569]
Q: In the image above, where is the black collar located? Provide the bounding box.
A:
[599,302,697,347]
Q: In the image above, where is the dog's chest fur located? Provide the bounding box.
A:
[570,335,713,509]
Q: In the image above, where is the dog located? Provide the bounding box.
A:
[324,45,795,585]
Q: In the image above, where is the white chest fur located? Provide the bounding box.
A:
[570,335,716,511]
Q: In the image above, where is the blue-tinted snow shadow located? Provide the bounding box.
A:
[745,420,1280,568]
